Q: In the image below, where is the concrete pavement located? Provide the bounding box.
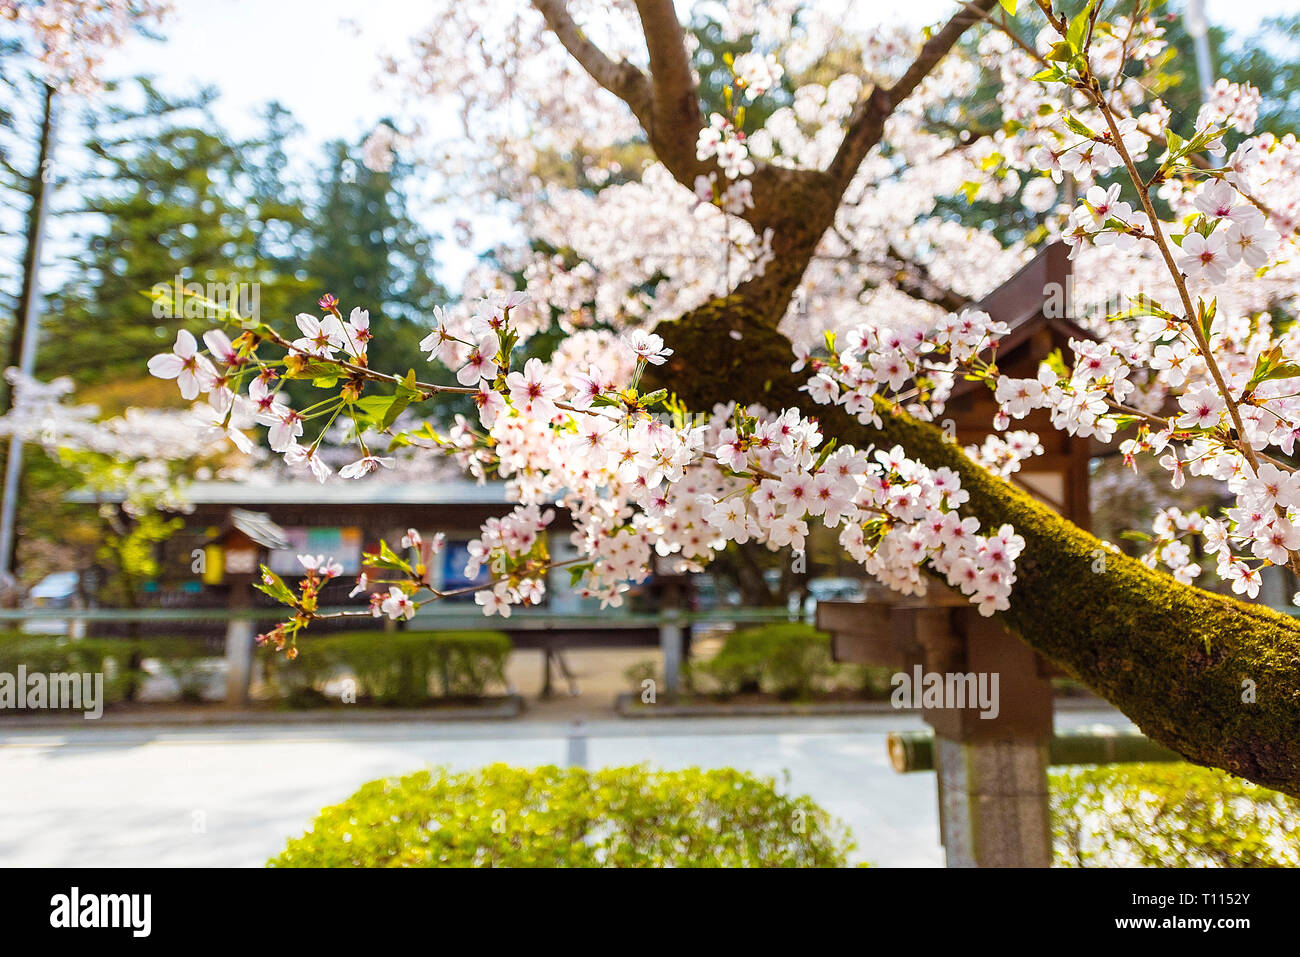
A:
[0,708,1131,867]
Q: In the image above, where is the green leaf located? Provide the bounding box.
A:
[284,360,340,380]
[354,393,412,431]
[398,369,420,398]
[1106,293,1175,323]
[380,393,413,430]
[1062,114,1094,138]
[811,438,838,474]
[364,540,413,573]
[253,565,296,605]
[1044,41,1074,63]
[355,394,395,418]
[1163,128,1186,160]
[1197,297,1217,341]
[1066,0,1095,51]
[1256,361,1300,386]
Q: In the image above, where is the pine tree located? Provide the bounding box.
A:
[301,135,447,383]
[37,80,306,389]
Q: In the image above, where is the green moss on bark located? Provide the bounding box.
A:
[653,298,1300,796]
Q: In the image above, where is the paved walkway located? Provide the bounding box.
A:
[0,709,1130,867]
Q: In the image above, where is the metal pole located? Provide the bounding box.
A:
[0,83,57,583]
[1186,0,1214,99]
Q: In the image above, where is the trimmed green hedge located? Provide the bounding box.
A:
[629,622,895,701]
[1051,762,1300,867]
[0,634,168,703]
[262,630,511,707]
[270,764,855,867]
[693,623,836,699]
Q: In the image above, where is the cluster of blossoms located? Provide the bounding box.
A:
[696,112,755,181]
[695,51,784,180]
[976,6,1300,595]
[462,506,554,617]
[731,51,784,100]
[138,2,1300,657]
[795,305,1012,429]
[148,271,1029,653]
[360,122,408,174]
[2,0,170,92]
[988,309,1300,595]
[1197,79,1263,139]
[506,45,787,332]
[1060,152,1280,282]
[966,431,1044,480]
[146,299,395,485]
[1136,459,1300,602]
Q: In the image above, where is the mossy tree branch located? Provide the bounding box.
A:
[649,301,1300,797]
[537,0,1300,794]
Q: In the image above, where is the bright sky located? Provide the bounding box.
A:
[96,0,1300,288]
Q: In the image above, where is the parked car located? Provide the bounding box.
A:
[21,571,83,634]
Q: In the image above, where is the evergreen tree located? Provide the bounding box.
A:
[300,134,447,382]
[37,80,308,388]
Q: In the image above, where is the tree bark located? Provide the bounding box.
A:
[648,302,1300,797]
[529,0,1300,794]
[532,0,998,326]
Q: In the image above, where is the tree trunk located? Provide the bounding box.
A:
[4,81,55,415]
[649,299,1300,797]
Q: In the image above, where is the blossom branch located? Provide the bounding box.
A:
[531,0,653,125]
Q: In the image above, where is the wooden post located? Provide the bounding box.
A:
[223,585,254,706]
[923,609,1055,868]
[934,735,1051,868]
[211,509,287,707]
[540,646,554,698]
[660,611,682,697]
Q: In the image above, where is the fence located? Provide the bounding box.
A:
[0,605,803,705]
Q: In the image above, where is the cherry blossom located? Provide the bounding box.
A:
[147,330,214,401]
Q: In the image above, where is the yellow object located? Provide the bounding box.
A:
[201,544,224,585]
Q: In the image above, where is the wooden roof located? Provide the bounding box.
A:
[947,241,1093,403]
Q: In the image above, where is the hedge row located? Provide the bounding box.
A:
[1050,762,1300,867]
[626,622,894,700]
[0,630,512,707]
[270,764,855,867]
[272,760,1300,868]
[262,630,512,707]
[0,634,209,703]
